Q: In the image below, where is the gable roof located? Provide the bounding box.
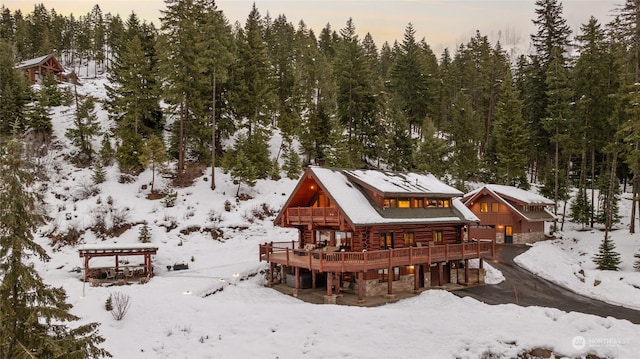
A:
[275,167,478,227]
[15,54,61,70]
[463,185,555,222]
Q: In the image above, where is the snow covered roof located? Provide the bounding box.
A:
[15,54,54,69]
[344,169,463,197]
[464,184,554,206]
[307,167,477,226]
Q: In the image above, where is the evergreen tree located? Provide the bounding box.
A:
[138,134,167,193]
[24,94,52,145]
[138,221,151,243]
[571,188,592,229]
[282,143,302,180]
[99,133,115,166]
[66,98,101,163]
[574,16,615,229]
[39,71,62,107]
[593,236,621,271]
[492,74,528,185]
[227,4,274,178]
[448,91,481,190]
[0,138,109,358]
[92,161,106,184]
[0,40,31,135]
[528,0,572,185]
[413,121,449,178]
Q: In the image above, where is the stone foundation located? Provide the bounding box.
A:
[453,268,486,285]
[362,274,415,297]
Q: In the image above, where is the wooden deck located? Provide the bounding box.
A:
[259,240,494,273]
[285,207,341,226]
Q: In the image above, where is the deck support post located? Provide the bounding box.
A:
[335,273,340,295]
[311,270,317,289]
[295,267,300,292]
[83,256,90,281]
[437,262,444,286]
[464,259,469,285]
[268,263,274,286]
[357,271,364,303]
[413,266,419,292]
[327,272,333,296]
[479,258,484,269]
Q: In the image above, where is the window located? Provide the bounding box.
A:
[383,198,397,208]
[378,268,400,282]
[432,230,443,243]
[491,202,499,212]
[404,232,415,246]
[426,199,438,208]
[312,193,331,207]
[398,199,411,208]
[413,198,424,208]
[380,232,394,249]
[480,202,489,213]
[437,199,450,208]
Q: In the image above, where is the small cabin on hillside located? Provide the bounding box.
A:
[259,167,494,304]
[462,184,555,244]
[15,54,76,84]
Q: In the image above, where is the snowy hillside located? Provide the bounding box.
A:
[30,74,640,358]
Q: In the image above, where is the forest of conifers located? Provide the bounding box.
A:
[1,0,640,229]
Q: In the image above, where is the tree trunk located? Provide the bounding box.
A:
[178,100,185,173]
[590,147,596,228]
[211,68,216,191]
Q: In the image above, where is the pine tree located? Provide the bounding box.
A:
[0,40,31,135]
[228,4,274,179]
[282,143,301,180]
[448,91,481,190]
[99,133,115,166]
[66,98,100,163]
[92,161,106,184]
[492,74,529,185]
[138,134,167,193]
[0,138,110,358]
[571,188,592,229]
[138,221,151,243]
[593,236,621,271]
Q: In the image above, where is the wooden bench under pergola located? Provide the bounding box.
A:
[79,244,158,282]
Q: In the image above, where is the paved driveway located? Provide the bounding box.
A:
[453,244,640,324]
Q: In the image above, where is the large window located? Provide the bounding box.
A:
[378,268,400,282]
[397,199,411,208]
[380,232,394,249]
[404,232,415,246]
[480,202,489,213]
[432,230,443,243]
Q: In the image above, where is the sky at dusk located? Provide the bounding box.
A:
[3,1,619,53]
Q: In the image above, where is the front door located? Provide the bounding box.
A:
[505,225,513,244]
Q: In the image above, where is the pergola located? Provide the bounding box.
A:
[78,244,158,281]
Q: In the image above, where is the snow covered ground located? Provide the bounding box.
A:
[516,193,640,312]
[30,74,640,358]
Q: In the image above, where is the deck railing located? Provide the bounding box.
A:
[285,207,340,225]
[259,240,494,273]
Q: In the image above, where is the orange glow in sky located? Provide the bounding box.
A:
[2,1,618,54]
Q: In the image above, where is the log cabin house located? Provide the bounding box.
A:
[462,184,556,244]
[15,54,76,85]
[260,167,494,304]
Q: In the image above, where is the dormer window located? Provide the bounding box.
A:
[397,199,411,208]
[413,198,424,208]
